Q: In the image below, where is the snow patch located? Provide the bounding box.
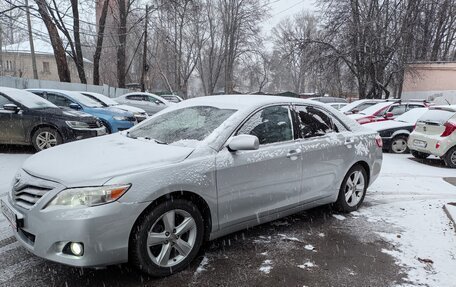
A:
[297,261,317,269]
[259,260,273,274]
[332,214,346,221]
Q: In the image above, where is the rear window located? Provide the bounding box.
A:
[418,109,455,125]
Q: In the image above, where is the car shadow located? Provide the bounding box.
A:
[407,156,449,168]
[0,144,35,154]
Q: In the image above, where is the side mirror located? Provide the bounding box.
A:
[3,104,20,112]
[384,112,394,119]
[351,109,359,114]
[154,100,161,105]
[228,135,259,152]
[69,103,82,110]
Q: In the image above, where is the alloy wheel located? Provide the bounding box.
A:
[344,170,365,207]
[36,131,58,150]
[451,150,456,166]
[146,209,197,268]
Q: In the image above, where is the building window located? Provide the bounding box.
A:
[43,62,50,73]
[5,60,14,71]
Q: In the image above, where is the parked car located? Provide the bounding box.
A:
[80,92,148,122]
[327,102,348,110]
[309,96,348,103]
[0,87,106,151]
[340,99,385,115]
[1,95,382,277]
[348,102,395,124]
[408,105,456,168]
[364,108,428,154]
[381,101,429,121]
[160,94,184,103]
[28,89,137,133]
[115,92,172,115]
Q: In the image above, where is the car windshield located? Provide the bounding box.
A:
[82,93,118,107]
[127,106,236,146]
[5,89,57,109]
[67,92,104,108]
[395,108,428,123]
[359,102,392,115]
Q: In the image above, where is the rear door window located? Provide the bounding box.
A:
[388,105,406,116]
[295,105,336,138]
[126,95,145,101]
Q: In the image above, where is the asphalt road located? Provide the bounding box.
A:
[0,205,403,287]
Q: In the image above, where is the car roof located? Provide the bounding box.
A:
[430,105,456,112]
[27,88,83,98]
[177,95,326,110]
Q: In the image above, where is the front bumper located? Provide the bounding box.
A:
[3,193,149,267]
[62,126,107,143]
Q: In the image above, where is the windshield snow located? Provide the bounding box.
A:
[5,89,57,109]
[128,106,237,145]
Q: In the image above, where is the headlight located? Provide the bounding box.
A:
[66,121,90,129]
[45,184,131,209]
[113,116,129,121]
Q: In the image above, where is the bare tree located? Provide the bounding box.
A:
[93,0,109,85]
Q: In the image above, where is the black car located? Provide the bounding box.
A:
[363,107,429,154]
[0,87,106,151]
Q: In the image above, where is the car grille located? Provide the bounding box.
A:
[12,172,59,210]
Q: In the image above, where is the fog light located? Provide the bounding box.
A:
[70,242,84,256]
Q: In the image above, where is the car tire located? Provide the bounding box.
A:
[411,150,430,159]
[389,135,409,154]
[334,165,368,213]
[31,127,62,152]
[130,199,204,277]
[443,147,456,168]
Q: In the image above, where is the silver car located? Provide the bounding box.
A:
[1,95,382,277]
[115,92,171,115]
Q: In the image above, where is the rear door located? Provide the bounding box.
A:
[0,94,26,144]
[216,105,302,229]
[293,105,354,201]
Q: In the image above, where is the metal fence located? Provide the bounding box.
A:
[0,76,130,98]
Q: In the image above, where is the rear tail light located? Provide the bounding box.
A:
[441,121,456,137]
[436,142,441,149]
[412,124,417,131]
[375,134,383,148]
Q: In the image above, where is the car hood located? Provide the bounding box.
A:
[364,120,411,132]
[112,104,146,114]
[22,133,194,186]
[36,107,95,120]
[348,113,368,120]
[90,106,133,116]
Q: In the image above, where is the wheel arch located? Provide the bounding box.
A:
[128,190,213,254]
[351,160,371,186]
[30,123,63,142]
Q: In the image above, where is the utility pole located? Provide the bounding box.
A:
[140,4,149,92]
[26,0,38,79]
[0,23,3,76]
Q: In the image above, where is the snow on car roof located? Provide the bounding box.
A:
[1,87,57,109]
[358,101,393,115]
[395,108,429,123]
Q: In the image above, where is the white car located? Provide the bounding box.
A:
[115,92,172,115]
[327,102,348,110]
[81,92,148,122]
[408,105,456,168]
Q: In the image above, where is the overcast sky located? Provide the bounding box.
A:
[265,0,317,32]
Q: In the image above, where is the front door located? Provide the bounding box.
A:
[216,105,302,230]
[0,95,26,144]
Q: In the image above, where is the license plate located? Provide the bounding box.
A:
[413,140,427,148]
[1,199,18,230]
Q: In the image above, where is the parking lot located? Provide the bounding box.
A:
[1,146,455,287]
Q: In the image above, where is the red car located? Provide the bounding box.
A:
[348,101,429,124]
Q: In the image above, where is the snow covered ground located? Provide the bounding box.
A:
[0,151,455,286]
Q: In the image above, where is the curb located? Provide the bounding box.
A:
[443,203,456,230]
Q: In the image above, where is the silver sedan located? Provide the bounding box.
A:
[1,95,382,277]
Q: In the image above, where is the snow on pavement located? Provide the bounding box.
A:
[360,154,456,287]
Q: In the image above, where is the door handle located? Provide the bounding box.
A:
[286,149,302,159]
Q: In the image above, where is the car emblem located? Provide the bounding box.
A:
[423,126,427,132]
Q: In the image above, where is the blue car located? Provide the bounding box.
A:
[28,89,136,133]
